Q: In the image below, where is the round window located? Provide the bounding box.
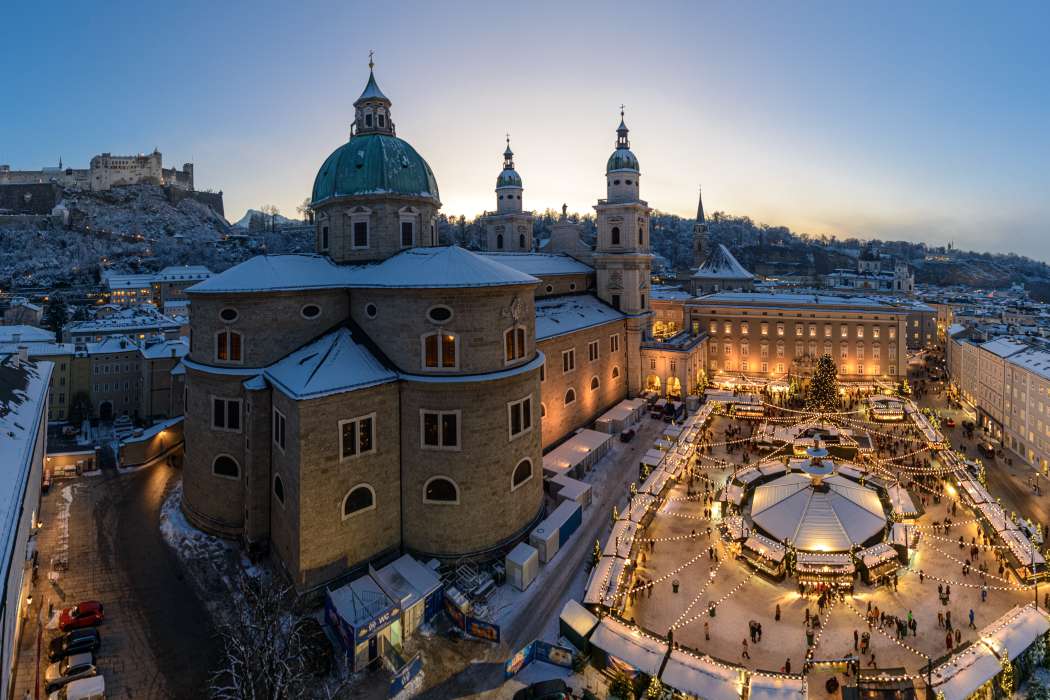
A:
[545,285,554,293]
[427,306,453,323]
[569,283,577,291]
[365,303,378,319]
[300,304,321,319]
[219,308,238,322]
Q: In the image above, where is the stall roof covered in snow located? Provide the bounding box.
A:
[691,244,754,280]
[929,640,1002,700]
[534,294,625,340]
[478,252,592,277]
[981,604,1050,661]
[659,650,743,700]
[746,674,807,700]
[264,327,397,400]
[590,617,666,675]
[0,354,52,590]
[346,246,538,289]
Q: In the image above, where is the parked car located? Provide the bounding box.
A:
[59,601,104,632]
[513,679,571,700]
[48,674,105,700]
[44,652,98,693]
[48,628,101,662]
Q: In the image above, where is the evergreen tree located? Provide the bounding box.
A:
[43,295,68,335]
[805,354,839,412]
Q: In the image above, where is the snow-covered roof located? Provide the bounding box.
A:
[187,255,357,294]
[589,617,666,675]
[477,252,592,277]
[345,247,538,289]
[154,265,212,282]
[67,309,181,334]
[981,605,1050,661]
[141,338,189,360]
[103,272,155,289]
[189,247,538,294]
[534,294,625,340]
[372,555,440,611]
[660,650,743,700]
[700,292,905,312]
[980,336,1028,358]
[86,336,141,355]
[746,675,806,700]
[264,327,397,400]
[929,640,1002,700]
[327,574,396,629]
[0,326,55,344]
[651,285,693,301]
[0,354,52,592]
[1007,346,1050,382]
[692,244,754,280]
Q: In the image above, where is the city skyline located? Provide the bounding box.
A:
[3,1,1049,260]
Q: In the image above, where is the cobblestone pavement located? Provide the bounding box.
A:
[13,464,218,699]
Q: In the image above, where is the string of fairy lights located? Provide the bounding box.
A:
[588,388,1041,684]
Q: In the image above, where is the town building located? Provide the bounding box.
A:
[64,306,183,343]
[1,298,42,326]
[824,247,914,294]
[0,350,52,698]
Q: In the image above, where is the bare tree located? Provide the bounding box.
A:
[296,198,313,224]
[209,574,347,700]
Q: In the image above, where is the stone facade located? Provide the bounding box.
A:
[314,198,439,264]
[0,150,193,192]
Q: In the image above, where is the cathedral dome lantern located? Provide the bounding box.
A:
[495,135,523,214]
[605,108,640,203]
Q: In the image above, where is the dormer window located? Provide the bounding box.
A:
[365,113,373,128]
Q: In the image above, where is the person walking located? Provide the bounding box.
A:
[946,631,954,651]
[742,639,751,660]
[853,628,859,650]
[981,585,988,603]
[775,603,781,622]
[784,658,791,674]
[968,609,976,629]
[704,621,710,641]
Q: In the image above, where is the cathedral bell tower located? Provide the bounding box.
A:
[482,135,533,251]
[593,108,652,395]
[692,185,709,269]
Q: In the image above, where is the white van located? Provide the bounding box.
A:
[48,674,105,700]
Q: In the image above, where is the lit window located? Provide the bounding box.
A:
[505,327,527,363]
[340,414,376,459]
[423,332,458,369]
[216,330,242,362]
[612,365,621,380]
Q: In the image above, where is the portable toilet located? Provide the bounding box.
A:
[506,542,539,591]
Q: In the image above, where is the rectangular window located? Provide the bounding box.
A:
[670,360,677,373]
[352,221,368,248]
[824,325,832,338]
[421,410,460,450]
[588,340,599,362]
[761,362,768,373]
[709,321,718,334]
[809,325,817,337]
[508,396,533,440]
[776,363,784,373]
[872,327,880,339]
[424,333,457,369]
[340,414,376,459]
[610,334,620,353]
[740,323,749,335]
[724,322,732,334]
[272,408,286,451]
[795,325,803,337]
[777,323,784,336]
[539,361,545,383]
[562,349,576,373]
[321,226,329,250]
[212,397,242,432]
[761,323,768,336]
[505,327,526,362]
[650,358,657,370]
[400,221,414,247]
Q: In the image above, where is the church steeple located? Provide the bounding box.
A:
[495,134,523,215]
[353,52,395,137]
[692,185,709,269]
[503,135,515,170]
[616,106,630,150]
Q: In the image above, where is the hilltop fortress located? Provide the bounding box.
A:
[0,149,194,192]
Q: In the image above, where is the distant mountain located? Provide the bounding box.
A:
[232,209,298,230]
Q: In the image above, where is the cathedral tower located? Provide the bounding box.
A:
[692,186,709,269]
[482,136,533,251]
[593,109,652,394]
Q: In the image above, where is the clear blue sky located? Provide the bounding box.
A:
[3,1,1049,259]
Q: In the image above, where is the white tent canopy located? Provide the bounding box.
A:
[659,649,743,700]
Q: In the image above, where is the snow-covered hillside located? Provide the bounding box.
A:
[232,209,298,230]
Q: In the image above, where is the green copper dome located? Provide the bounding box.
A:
[606,148,640,173]
[311,133,440,205]
[496,168,522,188]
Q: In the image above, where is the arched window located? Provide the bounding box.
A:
[212,454,239,479]
[422,332,458,369]
[612,365,621,380]
[512,459,533,491]
[540,403,547,419]
[590,376,600,391]
[638,227,644,245]
[504,326,526,363]
[519,233,526,248]
[342,484,376,519]
[423,476,459,504]
[496,234,504,249]
[564,388,576,405]
[611,226,621,245]
[216,330,243,362]
[273,475,285,505]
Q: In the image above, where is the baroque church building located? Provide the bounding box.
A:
[179,65,701,591]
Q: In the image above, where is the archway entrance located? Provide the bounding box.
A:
[666,377,682,399]
[645,375,662,394]
[98,401,113,421]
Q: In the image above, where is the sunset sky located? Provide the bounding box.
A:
[4,1,1049,259]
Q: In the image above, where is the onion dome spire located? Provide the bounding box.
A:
[353,51,395,136]
[503,134,515,170]
[616,105,630,149]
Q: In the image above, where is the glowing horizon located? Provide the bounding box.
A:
[4,1,1049,260]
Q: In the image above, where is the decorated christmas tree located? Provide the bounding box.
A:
[806,354,840,412]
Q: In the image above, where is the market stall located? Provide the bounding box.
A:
[584,555,630,610]
[589,617,667,682]
[856,542,900,585]
[746,673,807,700]
[741,534,787,580]
[795,552,856,591]
[542,428,613,479]
[658,649,744,700]
[605,519,639,559]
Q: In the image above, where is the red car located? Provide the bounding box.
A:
[59,601,104,632]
